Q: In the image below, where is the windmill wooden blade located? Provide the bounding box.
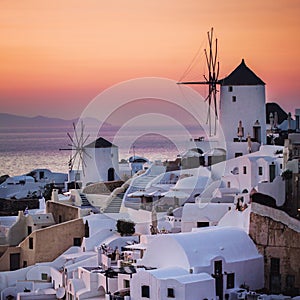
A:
[177,28,220,136]
[67,132,76,147]
[78,149,85,176]
[83,147,92,160]
[73,122,81,147]
[82,134,90,148]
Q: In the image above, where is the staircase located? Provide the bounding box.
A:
[124,164,166,208]
[103,193,124,213]
[80,193,91,206]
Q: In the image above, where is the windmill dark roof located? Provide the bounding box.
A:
[85,137,117,148]
[219,59,265,86]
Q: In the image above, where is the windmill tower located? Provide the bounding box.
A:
[218,59,266,158]
[178,28,220,136]
[82,137,120,186]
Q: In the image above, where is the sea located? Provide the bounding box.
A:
[0,125,200,177]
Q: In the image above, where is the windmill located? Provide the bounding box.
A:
[60,121,91,182]
[178,28,220,136]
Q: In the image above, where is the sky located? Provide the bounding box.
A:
[0,0,300,119]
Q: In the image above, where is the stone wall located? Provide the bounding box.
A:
[46,200,80,224]
[249,203,300,295]
[20,218,85,267]
[0,247,21,271]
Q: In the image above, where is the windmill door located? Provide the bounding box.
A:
[108,168,115,181]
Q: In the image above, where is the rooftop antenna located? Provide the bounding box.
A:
[178,28,220,136]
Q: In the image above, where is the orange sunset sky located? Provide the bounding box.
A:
[0,0,299,119]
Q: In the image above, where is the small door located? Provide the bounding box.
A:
[253,126,261,143]
[214,260,223,300]
[10,253,20,271]
[85,221,89,238]
[270,258,281,293]
[108,168,115,181]
[269,164,276,182]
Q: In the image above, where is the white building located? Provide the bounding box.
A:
[181,202,233,232]
[0,211,55,246]
[131,227,264,300]
[0,169,67,199]
[81,137,120,186]
[221,145,284,205]
[131,267,215,300]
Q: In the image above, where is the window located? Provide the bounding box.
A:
[73,238,81,246]
[167,288,175,298]
[258,167,263,176]
[141,285,150,298]
[227,273,235,289]
[243,166,247,174]
[41,273,48,281]
[197,222,209,228]
[228,86,233,92]
[286,275,295,289]
[232,96,236,102]
[227,181,231,188]
[235,153,243,158]
[27,226,32,235]
[124,279,130,288]
[271,258,280,275]
[29,237,33,249]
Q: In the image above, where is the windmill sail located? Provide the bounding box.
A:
[60,120,91,179]
[178,28,220,136]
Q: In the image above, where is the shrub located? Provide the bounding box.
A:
[116,219,135,236]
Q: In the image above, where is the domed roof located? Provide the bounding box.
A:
[141,227,261,269]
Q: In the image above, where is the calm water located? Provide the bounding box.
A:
[0,126,194,176]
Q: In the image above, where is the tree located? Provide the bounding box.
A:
[116,219,135,236]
